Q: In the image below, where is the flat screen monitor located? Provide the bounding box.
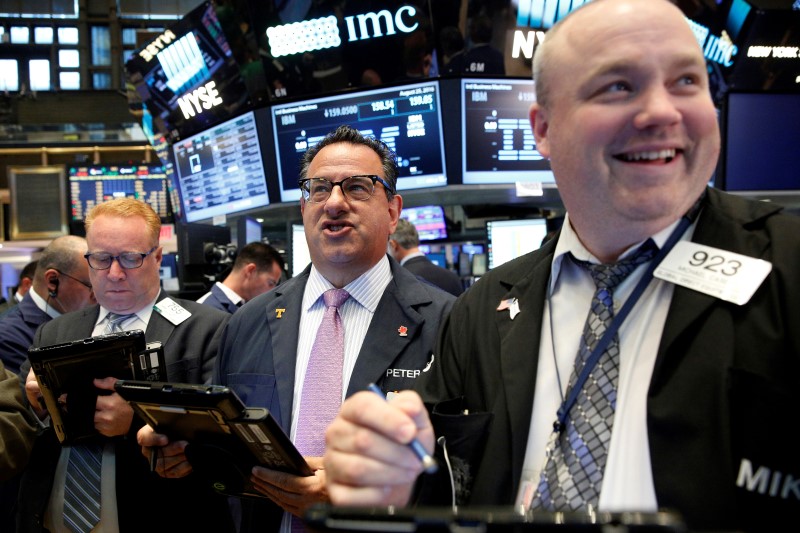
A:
[461,78,555,185]
[148,133,183,222]
[426,252,447,268]
[459,243,485,256]
[269,79,448,202]
[237,216,262,250]
[400,205,447,241]
[471,253,488,277]
[68,164,170,221]
[487,218,548,270]
[721,92,800,193]
[172,110,270,223]
[125,1,250,140]
[291,223,312,278]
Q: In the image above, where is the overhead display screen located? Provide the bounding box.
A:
[172,111,270,223]
[125,1,250,141]
[270,80,448,202]
[461,78,555,185]
[68,164,170,221]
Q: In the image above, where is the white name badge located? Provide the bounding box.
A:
[154,297,192,326]
[654,241,772,306]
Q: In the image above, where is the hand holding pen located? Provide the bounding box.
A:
[367,383,438,474]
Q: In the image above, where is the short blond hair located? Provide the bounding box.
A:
[84,198,161,246]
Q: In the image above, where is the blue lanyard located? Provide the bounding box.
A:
[553,206,701,433]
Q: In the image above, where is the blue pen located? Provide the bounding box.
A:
[367,383,438,474]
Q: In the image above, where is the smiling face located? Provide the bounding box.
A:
[300,142,402,287]
[86,214,162,313]
[530,0,720,261]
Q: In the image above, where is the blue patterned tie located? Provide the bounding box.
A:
[532,241,656,511]
[63,312,135,532]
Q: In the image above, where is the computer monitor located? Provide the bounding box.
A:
[237,216,262,250]
[291,223,312,278]
[471,253,488,277]
[68,163,171,222]
[268,79,448,202]
[460,78,555,186]
[426,252,447,268]
[720,92,799,193]
[172,110,270,223]
[487,219,549,270]
[400,205,448,242]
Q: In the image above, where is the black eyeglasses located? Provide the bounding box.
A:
[84,247,157,270]
[55,270,92,290]
[298,175,394,203]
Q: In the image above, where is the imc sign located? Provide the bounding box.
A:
[266,6,420,57]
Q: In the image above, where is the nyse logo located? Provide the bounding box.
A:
[176,80,223,120]
[138,29,178,62]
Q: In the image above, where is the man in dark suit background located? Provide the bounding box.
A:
[197,241,285,313]
[389,218,463,297]
[0,259,38,315]
[139,125,455,532]
[0,235,94,532]
[20,198,233,533]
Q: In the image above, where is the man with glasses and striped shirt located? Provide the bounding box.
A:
[19,198,234,533]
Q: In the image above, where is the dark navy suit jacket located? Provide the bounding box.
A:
[17,291,234,533]
[403,255,464,297]
[200,283,240,314]
[0,293,49,376]
[213,256,455,531]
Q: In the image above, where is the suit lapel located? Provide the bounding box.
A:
[656,189,774,373]
[496,250,554,491]
[145,291,177,347]
[347,263,429,397]
[269,277,307,427]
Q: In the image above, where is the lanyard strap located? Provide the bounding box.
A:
[553,208,699,432]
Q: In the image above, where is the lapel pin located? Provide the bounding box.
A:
[497,298,520,320]
[398,325,408,337]
[275,308,286,318]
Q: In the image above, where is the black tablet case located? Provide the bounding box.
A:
[28,329,165,445]
[114,379,312,499]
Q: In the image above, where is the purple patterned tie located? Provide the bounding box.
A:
[294,288,350,456]
[292,289,349,533]
[532,241,656,511]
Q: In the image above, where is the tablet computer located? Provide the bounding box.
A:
[114,379,313,499]
[28,330,166,445]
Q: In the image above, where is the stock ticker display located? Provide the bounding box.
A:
[270,80,448,202]
[69,164,170,221]
[172,110,270,223]
[461,78,555,185]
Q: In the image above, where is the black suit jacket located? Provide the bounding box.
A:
[403,255,464,297]
[415,188,800,532]
[17,291,235,533]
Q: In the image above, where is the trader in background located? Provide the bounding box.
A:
[389,218,463,297]
[0,235,95,532]
[0,260,38,314]
[323,1,800,532]
[19,197,233,533]
[138,125,455,533]
[197,241,285,313]
[0,236,94,376]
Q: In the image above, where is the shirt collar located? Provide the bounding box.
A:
[96,293,159,327]
[215,281,244,305]
[400,251,425,266]
[304,255,392,313]
[30,290,61,319]
[549,212,687,293]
